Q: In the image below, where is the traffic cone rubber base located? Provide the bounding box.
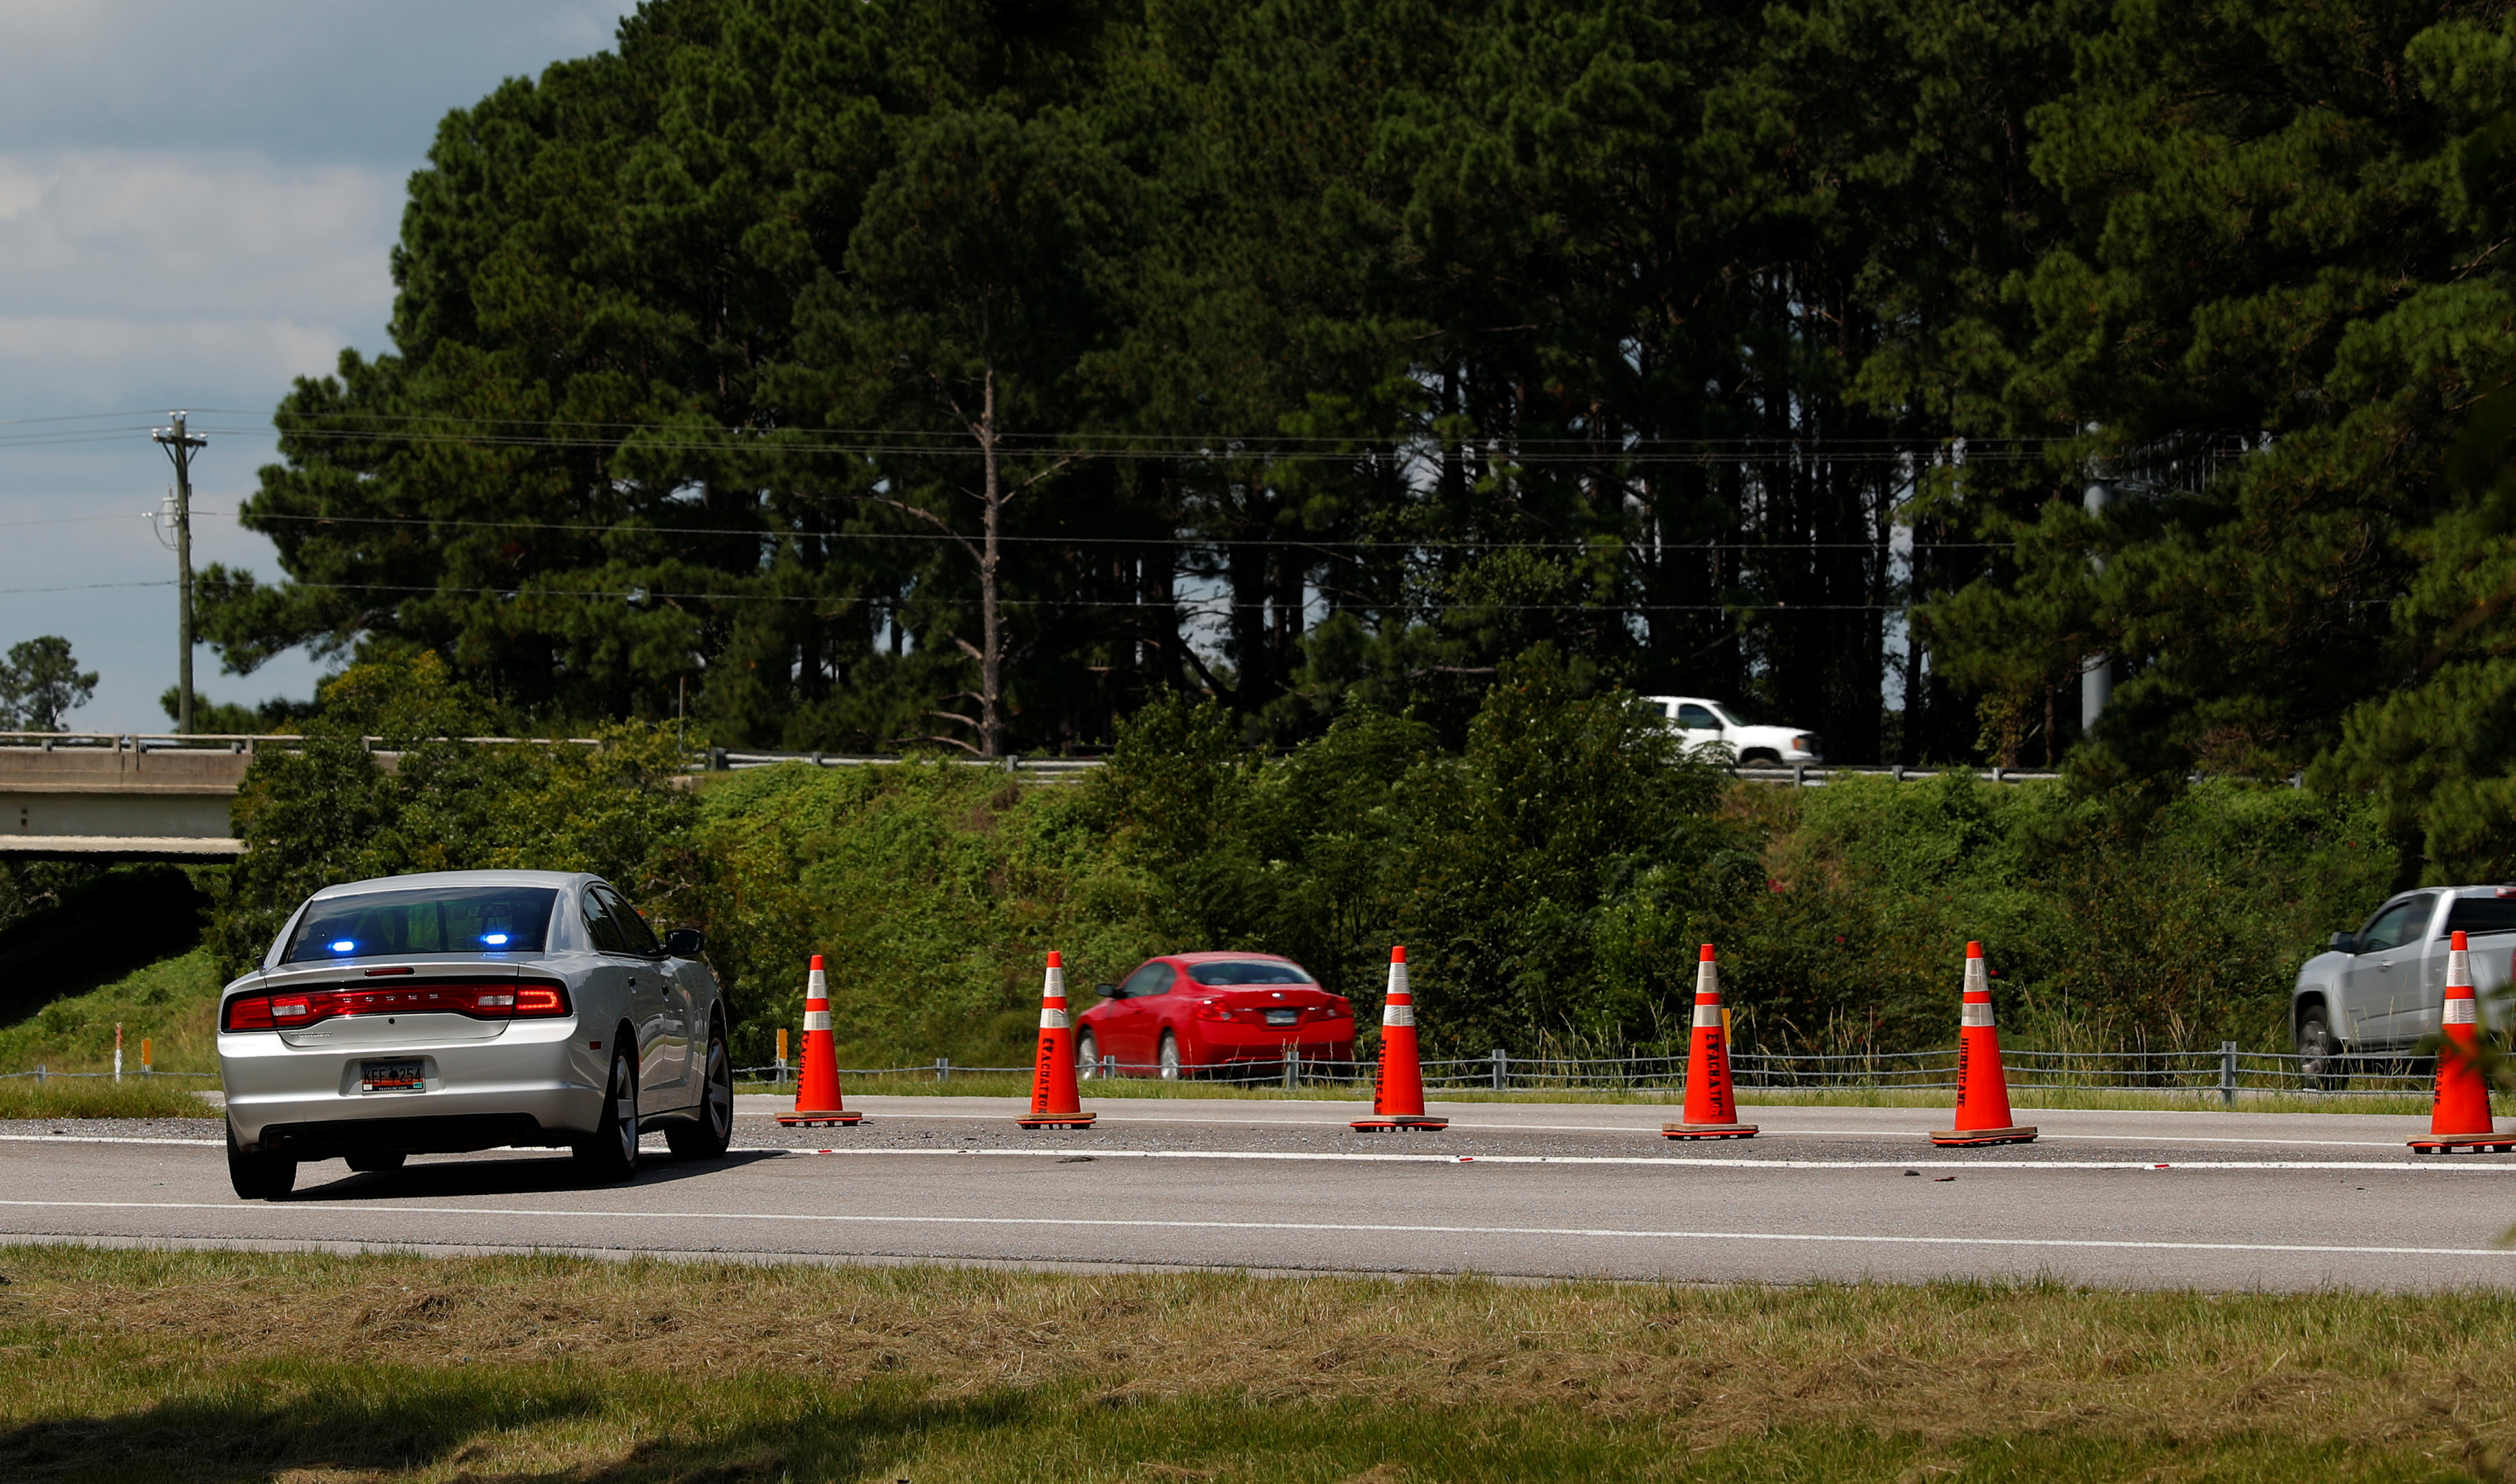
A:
[1015,1112,1098,1129]
[2407,1132,2516,1152]
[1662,1122,1758,1140]
[1350,1115,1448,1132]
[1929,1125,2036,1146]
[776,1109,863,1127]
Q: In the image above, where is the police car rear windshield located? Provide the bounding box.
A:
[2445,898,2516,939]
[285,887,560,962]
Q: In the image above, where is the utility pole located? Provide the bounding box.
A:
[152,412,206,735]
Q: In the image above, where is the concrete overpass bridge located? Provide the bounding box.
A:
[0,736,1109,862]
[0,734,260,860]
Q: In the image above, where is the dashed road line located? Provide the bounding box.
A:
[0,1197,2506,1261]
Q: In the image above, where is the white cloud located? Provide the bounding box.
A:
[0,4,635,729]
[0,2,631,163]
[0,315,350,389]
[0,166,42,221]
[0,150,400,323]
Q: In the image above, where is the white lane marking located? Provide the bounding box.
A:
[801,1112,2424,1148]
[1,1133,2501,1171]
[0,1123,2433,1154]
[0,1147,221,1157]
[0,1197,2506,1260]
[737,1148,2514,1172]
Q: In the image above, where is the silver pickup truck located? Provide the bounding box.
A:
[2292,885,2516,1082]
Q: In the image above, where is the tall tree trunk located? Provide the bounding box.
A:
[979,354,1005,759]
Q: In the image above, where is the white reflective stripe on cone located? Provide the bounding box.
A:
[1382,1003,1415,1028]
[1692,1003,1722,1028]
[1964,957,1988,995]
[1039,1008,1070,1029]
[803,1010,830,1031]
[1696,959,1718,997]
[807,970,827,993]
[1387,960,1410,997]
[2448,998,2479,1026]
[2449,949,2471,984]
[1961,1002,1994,1028]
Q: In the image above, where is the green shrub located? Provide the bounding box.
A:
[694,761,1171,1068]
[0,947,224,1075]
[210,653,702,978]
[1723,775,2395,1051]
[1082,653,1760,1054]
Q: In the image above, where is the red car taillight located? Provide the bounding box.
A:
[221,979,571,1032]
[1193,1002,1234,1021]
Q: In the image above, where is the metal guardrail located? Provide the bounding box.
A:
[702,750,1103,779]
[0,734,2157,788]
[0,733,607,756]
[1732,763,2061,787]
[736,1045,2444,1101]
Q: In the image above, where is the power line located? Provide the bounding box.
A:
[197,579,1920,614]
[0,407,2092,466]
[0,579,178,596]
[194,508,2009,552]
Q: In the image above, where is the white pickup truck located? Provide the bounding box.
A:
[2292,886,2516,1083]
[1640,695,1824,765]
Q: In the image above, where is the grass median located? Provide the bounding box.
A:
[3,1245,2513,1482]
[0,1077,213,1120]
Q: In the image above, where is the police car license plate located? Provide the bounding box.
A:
[361,1059,426,1093]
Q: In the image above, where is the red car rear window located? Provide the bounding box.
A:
[1185,961,1314,987]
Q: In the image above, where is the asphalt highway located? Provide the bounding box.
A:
[4,1097,2514,1290]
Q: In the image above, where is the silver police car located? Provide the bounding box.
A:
[216,870,734,1199]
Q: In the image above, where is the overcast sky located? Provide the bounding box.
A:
[0,1,632,731]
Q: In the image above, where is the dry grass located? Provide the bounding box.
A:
[2,1245,2514,1480]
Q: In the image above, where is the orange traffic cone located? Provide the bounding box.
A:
[2410,930,2512,1152]
[1929,941,2035,1147]
[1664,944,1756,1140]
[778,954,863,1127]
[1016,951,1096,1129]
[1352,945,1448,1132]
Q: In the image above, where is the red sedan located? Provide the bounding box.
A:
[1076,952,1355,1079]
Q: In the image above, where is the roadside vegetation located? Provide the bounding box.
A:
[0,652,2404,1085]
[0,1077,209,1120]
[0,948,221,1077]
[1,1245,2510,1482]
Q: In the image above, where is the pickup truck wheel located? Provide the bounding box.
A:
[2297,1010,2347,1092]
[1739,748,1780,765]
